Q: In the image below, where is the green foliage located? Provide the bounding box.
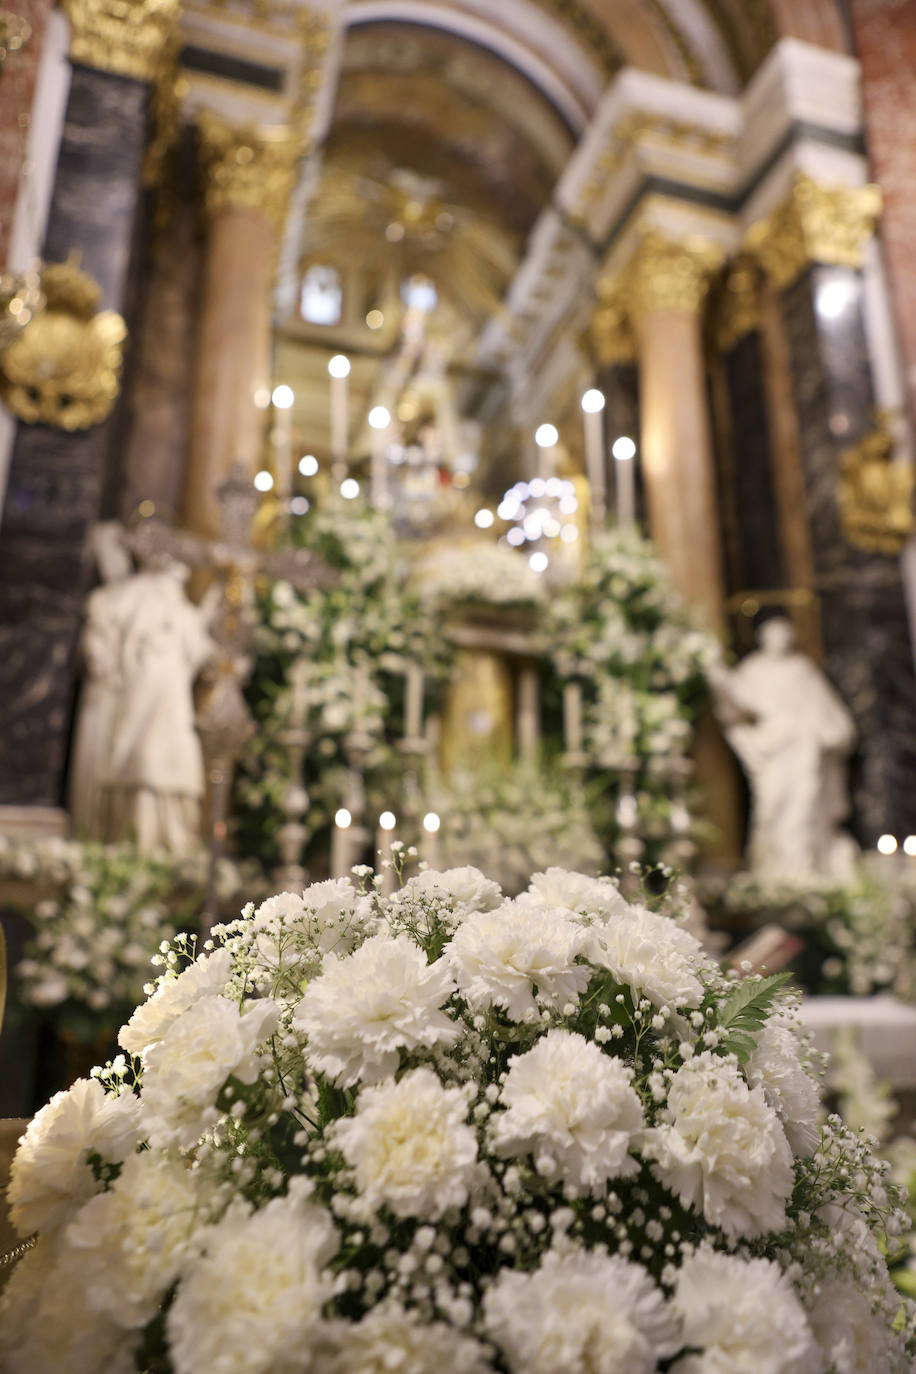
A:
[712,972,792,1064]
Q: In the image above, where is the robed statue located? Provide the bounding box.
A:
[712,616,857,880]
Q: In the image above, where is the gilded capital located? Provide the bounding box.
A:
[197,112,303,234]
[618,232,724,321]
[746,174,882,291]
[62,0,179,82]
[715,255,761,353]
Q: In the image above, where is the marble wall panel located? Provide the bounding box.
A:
[0,64,151,808]
[601,361,644,522]
[722,330,786,594]
[781,265,916,840]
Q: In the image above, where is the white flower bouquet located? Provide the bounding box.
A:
[3,865,914,1373]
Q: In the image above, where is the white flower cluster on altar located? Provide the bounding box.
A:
[3,865,913,1373]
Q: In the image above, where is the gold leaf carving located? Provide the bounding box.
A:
[839,419,915,556]
[0,260,126,430]
[62,0,179,82]
[746,175,882,292]
[620,231,723,320]
[197,111,303,232]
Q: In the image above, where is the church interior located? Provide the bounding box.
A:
[2,0,916,1361]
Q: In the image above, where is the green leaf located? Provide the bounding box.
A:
[714,971,791,1064]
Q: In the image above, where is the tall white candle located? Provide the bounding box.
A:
[534,423,558,481]
[330,807,352,878]
[517,663,540,762]
[271,385,294,500]
[376,811,397,895]
[581,390,606,524]
[563,680,583,755]
[612,435,637,528]
[404,662,424,740]
[368,404,391,510]
[328,354,350,485]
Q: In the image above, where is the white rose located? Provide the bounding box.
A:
[446,902,589,1021]
[141,994,279,1150]
[294,934,459,1087]
[490,1030,643,1192]
[642,1051,794,1240]
[118,948,232,1058]
[8,1078,141,1235]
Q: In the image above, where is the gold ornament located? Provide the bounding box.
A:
[589,281,636,365]
[197,111,302,233]
[839,418,915,556]
[62,0,179,82]
[746,174,882,291]
[0,260,127,430]
[715,254,761,352]
[617,231,723,321]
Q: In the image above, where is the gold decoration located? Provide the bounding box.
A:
[839,419,915,555]
[62,0,179,82]
[0,260,126,430]
[619,231,724,320]
[197,111,302,232]
[0,8,31,74]
[746,175,882,291]
[589,282,636,365]
[715,254,761,352]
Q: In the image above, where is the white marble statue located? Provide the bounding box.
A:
[70,524,217,854]
[712,616,858,880]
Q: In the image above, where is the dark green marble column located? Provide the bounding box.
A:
[0,61,154,809]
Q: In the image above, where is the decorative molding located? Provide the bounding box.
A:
[839,420,915,556]
[62,0,179,82]
[619,230,724,319]
[745,174,881,291]
[197,110,302,230]
[589,282,636,365]
[0,260,126,430]
[715,253,760,352]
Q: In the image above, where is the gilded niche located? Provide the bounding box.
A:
[839,419,915,556]
[0,260,127,430]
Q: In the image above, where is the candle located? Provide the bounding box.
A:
[331,807,352,878]
[271,385,294,500]
[563,680,583,755]
[581,390,606,524]
[376,810,397,895]
[534,423,558,481]
[368,404,391,510]
[404,662,424,741]
[517,662,540,762]
[422,810,441,867]
[328,354,350,486]
[612,436,636,528]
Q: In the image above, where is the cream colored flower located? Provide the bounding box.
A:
[333,1067,478,1220]
[118,948,232,1058]
[490,1030,642,1192]
[252,880,367,966]
[141,994,279,1150]
[671,1246,819,1374]
[315,1301,492,1374]
[166,1186,337,1374]
[446,902,589,1020]
[403,865,503,914]
[588,905,707,1010]
[745,1013,820,1157]
[8,1077,141,1235]
[483,1248,680,1374]
[522,868,629,920]
[642,1052,794,1240]
[294,935,459,1087]
[805,1277,896,1374]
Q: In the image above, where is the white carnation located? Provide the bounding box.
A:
[402,865,503,914]
[8,1077,141,1235]
[294,934,459,1087]
[588,905,706,1011]
[118,948,232,1057]
[65,1150,222,1330]
[805,1277,896,1373]
[483,1248,680,1374]
[446,902,589,1020]
[166,1186,337,1374]
[333,1067,478,1219]
[671,1246,819,1373]
[643,1051,794,1240]
[745,1014,820,1157]
[252,880,366,968]
[490,1030,642,1192]
[316,1301,492,1374]
[141,994,279,1149]
[522,867,629,920]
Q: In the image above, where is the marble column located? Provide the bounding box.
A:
[183,114,300,540]
[749,175,916,839]
[0,0,177,813]
[623,233,725,632]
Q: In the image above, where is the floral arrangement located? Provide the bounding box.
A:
[413,540,546,610]
[700,870,916,1002]
[234,503,451,868]
[0,835,254,1042]
[3,863,913,1373]
[427,763,605,893]
[544,529,718,864]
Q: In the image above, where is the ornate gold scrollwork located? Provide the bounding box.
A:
[197,111,302,233]
[62,0,179,82]
[0,260,126,430]
[589,281,636,366]
[746,174,882,292]
[618,231,723,321]
[838,418,915,556]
